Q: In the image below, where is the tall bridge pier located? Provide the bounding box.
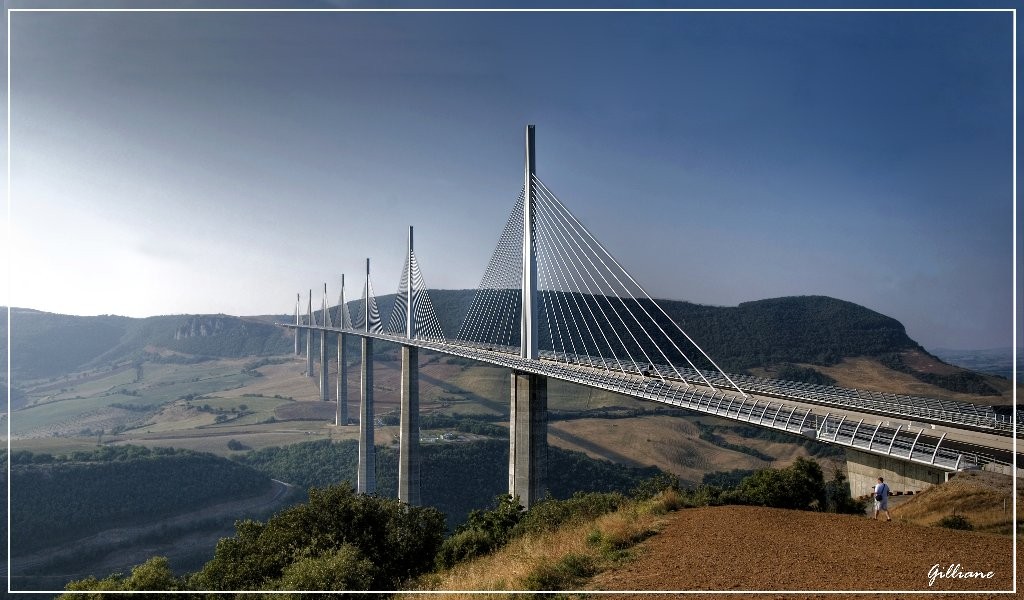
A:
[509,124,548,508]
[319,284,330,402]
[294,293,301,355]
[337,332,348,425]
[336,276,349,426]
[357,259,376,494]
[305,290,314,377]
[399,345,420,504]
[399,227,422,505]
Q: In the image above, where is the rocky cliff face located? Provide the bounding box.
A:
[174,316,236,340]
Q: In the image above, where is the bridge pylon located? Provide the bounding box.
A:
[510,124,548,508]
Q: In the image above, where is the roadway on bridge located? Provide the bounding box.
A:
[731,387,1018,465]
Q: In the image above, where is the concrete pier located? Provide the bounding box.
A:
[294,293,300,355]
[336,332,348,425]
[305,292,314,377]
[845,448,948,498]
[398,345,420,505]
[319,329,329,401]
[509,370,547,508]
[357,336,375,494]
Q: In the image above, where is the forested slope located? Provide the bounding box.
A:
[10,446,272,553]
[238,438,661,527]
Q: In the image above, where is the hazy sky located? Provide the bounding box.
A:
[4,3,1016,351]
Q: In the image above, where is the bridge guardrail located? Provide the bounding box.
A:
[288,325,1005,473]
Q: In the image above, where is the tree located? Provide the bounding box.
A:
[61,556,181,598]
[190,484,446,591]
[728,457,826,511]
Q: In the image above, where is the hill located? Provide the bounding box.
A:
[9,446,273,554]
[6,293,1001,400]
[2,308,293,384]
[890,470,1019,535]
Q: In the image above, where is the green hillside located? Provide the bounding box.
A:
[238,438,661,528]
[10,446,272,553]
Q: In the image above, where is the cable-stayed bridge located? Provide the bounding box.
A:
[281,126,1018,508]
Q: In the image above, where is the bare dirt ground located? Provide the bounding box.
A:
[587,505,1014,598]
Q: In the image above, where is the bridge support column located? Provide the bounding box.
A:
[305,331,314,377]
[336,332,348,425]
[319,329,329,401]
[399,345,420,505]
[306,291,314,377]
[509,370,547,508]
[845,448,947,498]
[357,337,375,494]
[294,293,301,355]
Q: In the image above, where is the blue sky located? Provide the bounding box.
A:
[4,4,1016,351]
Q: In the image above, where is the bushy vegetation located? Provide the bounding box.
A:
[61,485,446,595]
[11,446,271,553]
[774,363,837,386]
[667,459,865,516]
[937,513,974,531]
[190,485,445,590]
[64,556,184,594]
[702,468,757,488]
[725,457,826,510]
[436,495,525,569]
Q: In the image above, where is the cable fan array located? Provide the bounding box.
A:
[333,282,354,330]
[351,278,383,333]
[383,248,446,341]
[456,175,743,393]
[456,188,525,349]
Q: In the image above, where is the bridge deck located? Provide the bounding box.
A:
[286,324,1018,473]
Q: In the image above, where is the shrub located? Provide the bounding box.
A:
[937,514,974,531]
[275,544,374,591]
[226,439,249,451]
[631,472,680,500]
[190,484,446,590]
[823,470,867,515]
[682,484,727,508]
[727,457,826,511]
[649,488,684,514]
[513,492,624,537]
[436,495,524,569]
[521,553,597,590]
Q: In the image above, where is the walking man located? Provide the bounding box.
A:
[873,476,892,521]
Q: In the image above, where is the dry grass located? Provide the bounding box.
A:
[548,415,815,486]
[785,356,1017,405]
[891,470,1021,535]
[406,493,677,596]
